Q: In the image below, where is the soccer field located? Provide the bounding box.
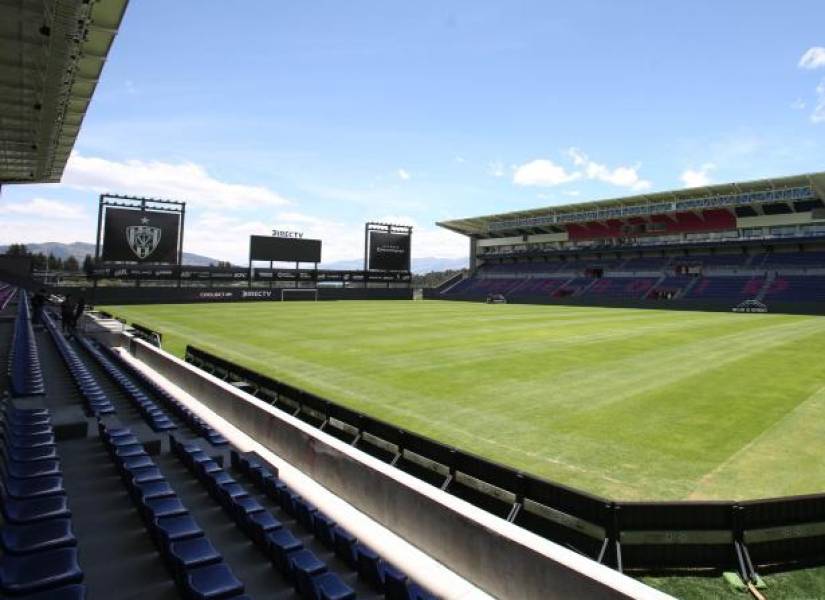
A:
[100,300,825,502]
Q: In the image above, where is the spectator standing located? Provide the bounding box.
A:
[61,295,75,334]
[31,288,47,324]
[73,295,86,334]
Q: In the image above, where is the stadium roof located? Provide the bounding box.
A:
[0,0,129,185]
[438,171,825,237]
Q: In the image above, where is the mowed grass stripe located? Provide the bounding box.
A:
[100,301,825,501]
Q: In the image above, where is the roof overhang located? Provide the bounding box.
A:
[0,0,129,185]
[438,171,825,237]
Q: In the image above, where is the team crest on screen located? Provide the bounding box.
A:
[126,217,162,259]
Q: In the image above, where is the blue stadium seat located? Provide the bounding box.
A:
[106,434,141,447]
[143,496,188,521]
[313,513,336,549]
[114,444,147,459]
[5,423,52,437]
[262,475,286,500]
[332,526,358,568]
[205,470,235,489]
[290,549,327,598]
[119,454,155,473]
[183,561,244,600]
[0,519,76,555]
[2,495,71,524]
[6,433,54,449]
[216,482,249,507]
[2,475,65,500]
[278,486,300,515]
[196,460,223,478]
[8,445,59,463]
[243,510,282,546]
[133,480,176,503]
[7,459,62,480]
[14,584,86,600]
[356,543,387,590]
[294,497,318,530]
[267,528,303,574]
[313,572,356,600]
[168,536,223,573]
[129,466,165,485]
[230,495,264,525]
[384,569,438,600]
[0,547,83,596]
[154,514,204,547]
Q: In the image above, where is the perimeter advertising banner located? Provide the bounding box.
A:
[101,208,181,263]
[368,231,411,271]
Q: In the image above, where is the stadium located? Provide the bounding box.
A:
[2,2,825,600]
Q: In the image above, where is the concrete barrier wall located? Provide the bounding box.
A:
[126,337,668,600]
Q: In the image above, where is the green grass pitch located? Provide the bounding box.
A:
[99,299,825,503]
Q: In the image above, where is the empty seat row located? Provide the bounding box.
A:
[41,313,114,416]
[8,291,45,397]
[231,450,435,600]
[76,337,175,432]
[171,435,355,600]
[97,421,247,600]
[103,346,227,446]
[0,403,85,599]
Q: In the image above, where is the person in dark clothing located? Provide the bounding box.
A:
[61,295,74,334]
[31,288,47,324]
[73,296,86,333]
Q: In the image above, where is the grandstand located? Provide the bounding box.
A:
[3,1,825,599]
[436,172,825,314]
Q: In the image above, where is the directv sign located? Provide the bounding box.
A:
[272,230,304,238]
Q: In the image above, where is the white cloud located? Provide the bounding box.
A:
[62,153,290,210]
[397,168,411,181]
[812,79,825,124]
[680,163,716,188]
[566,147,652,191]
[567,147,588,167]
[373,215,467,260]
[454,156,466,164]
[799,47,825,70]
[487,160,505,178]
[184,211,467,265]
[791,98,807,110]
[513,159,580,187]
[0,198,85,220]
[563,190,581,197]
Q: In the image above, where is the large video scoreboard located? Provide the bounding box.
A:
[364,223,412,272]
[249,235,322,264]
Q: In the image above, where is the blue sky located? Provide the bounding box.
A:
[1,0,824,263]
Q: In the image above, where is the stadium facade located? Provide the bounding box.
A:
[436,172,825,313]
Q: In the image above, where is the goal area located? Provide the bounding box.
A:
[281,288,318,302]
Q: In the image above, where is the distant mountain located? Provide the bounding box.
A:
[0,242,222,267]
[321,256,468,274]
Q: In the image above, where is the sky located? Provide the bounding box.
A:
[1,0,824,264]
